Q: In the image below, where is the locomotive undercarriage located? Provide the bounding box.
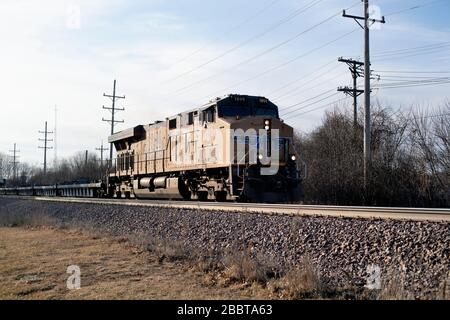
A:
[108,164,302,203]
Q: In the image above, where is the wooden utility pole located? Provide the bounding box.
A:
[337,57,364,126]
[343,0,385,186]
[95,141,108,166]
[102,80,125,162]
[38,121,53,174]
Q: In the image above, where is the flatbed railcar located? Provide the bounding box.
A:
[0,183,104,198]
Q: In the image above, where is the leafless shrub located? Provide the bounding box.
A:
[377,273,414,300]
[194,252,223,273]
[127,233,190,262]
[222,248,280,284]
[437,273,450,300]
[272,258,324,299]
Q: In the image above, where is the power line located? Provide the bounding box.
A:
[375,70,450,74]
[373,80,450,89]
[199,28,359,101]
[378,75,450,79]
[267,58,336,96]
[102,79,125,162]
[284,96,351,120]
[384,0,445,17]
[375,77,450,85]
[164,0,325,83]
[373,46,450,62]
[280,88,338,113]
[169,0,281,67]
[273,65,345,101]
[277,1,447,122]
[372,41,450,57]
[282,92,341,117]
[173,2,361,95]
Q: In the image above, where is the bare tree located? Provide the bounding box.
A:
[295,102,449,208]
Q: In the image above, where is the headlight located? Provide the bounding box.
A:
[258,154,264,160]
[290,155,296,161]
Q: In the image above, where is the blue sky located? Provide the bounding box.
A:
[1,0,449,165]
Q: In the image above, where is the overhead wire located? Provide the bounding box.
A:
[163,0,325,83]
[198,27,359,101]
[172,3,360,95]
[169,0,282,67]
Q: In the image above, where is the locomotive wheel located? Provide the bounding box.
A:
[197,191,208,201]
[215,191,227,202]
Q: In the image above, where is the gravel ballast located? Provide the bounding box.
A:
[0,197,448,298]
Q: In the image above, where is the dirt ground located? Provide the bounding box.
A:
[0,227,270,300]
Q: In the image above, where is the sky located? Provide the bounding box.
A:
[1,0,449,165]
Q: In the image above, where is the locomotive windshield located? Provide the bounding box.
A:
[217,96,279,119]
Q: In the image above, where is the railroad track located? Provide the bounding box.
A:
[6,196,448,222]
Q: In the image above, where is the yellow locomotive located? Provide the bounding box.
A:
[108,94,302,202]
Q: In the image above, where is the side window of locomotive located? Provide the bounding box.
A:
[188,112,194,125]
[169,118,177,130]
[203,107,215,123]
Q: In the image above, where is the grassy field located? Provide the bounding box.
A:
[0,227,270,300]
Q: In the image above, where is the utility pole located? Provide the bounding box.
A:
[85,150,88,166]
[38,121,53,174]
[102,80,125,162]
[343,0,385,187]
[95,141,108,166]
[8,143,20,181]
[337,57,364,126]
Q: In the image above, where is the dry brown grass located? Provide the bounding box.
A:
[268,258,326,299]
[438,274,450,300]
[127,233,191,263]
[0,227,272,300]
[377,273,414,300]
[222,248,280,285]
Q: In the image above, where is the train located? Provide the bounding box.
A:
[1,94,303,203]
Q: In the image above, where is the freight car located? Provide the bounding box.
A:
[107,94,302,202]
[0,182,104,197]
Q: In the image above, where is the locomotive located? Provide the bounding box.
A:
[107,94,302,202]
[1,94,302,203]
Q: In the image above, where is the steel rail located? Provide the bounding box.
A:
[4,196,446,223]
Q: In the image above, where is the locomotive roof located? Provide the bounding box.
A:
[109,94,278,143]
[178,94,277,116]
